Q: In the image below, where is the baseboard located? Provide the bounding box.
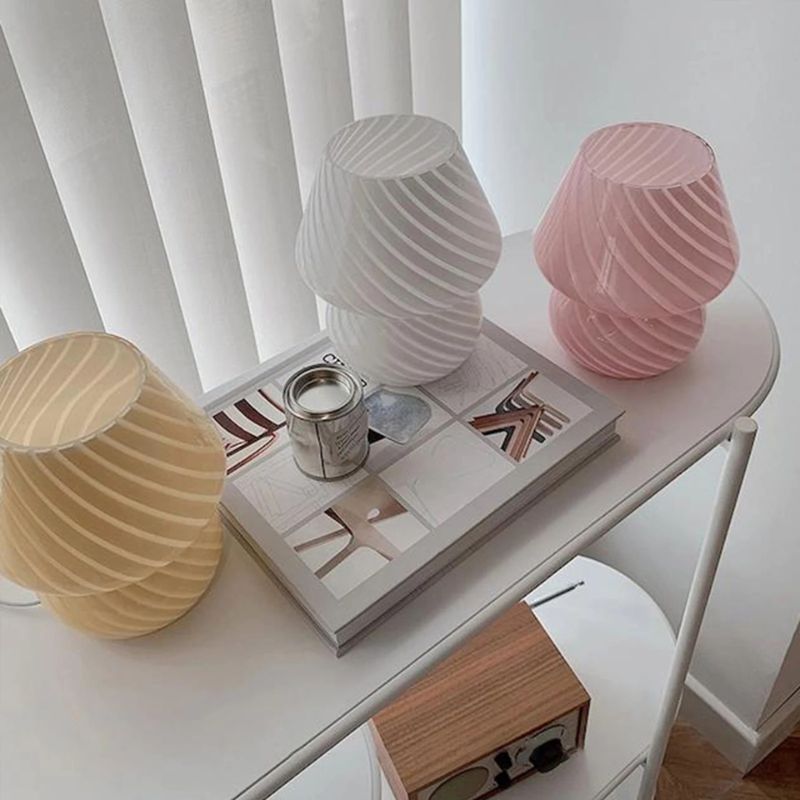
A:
[747,685,800,772]
[681,674,800,772]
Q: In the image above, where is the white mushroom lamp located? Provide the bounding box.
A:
[297,114,502,386]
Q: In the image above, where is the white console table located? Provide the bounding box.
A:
[0,231,779,800]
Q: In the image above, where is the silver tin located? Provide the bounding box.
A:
[282,364,369,481]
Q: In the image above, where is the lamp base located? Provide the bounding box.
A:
[39,511,223,639]
[327,294,482,386]
[549,291,705,379]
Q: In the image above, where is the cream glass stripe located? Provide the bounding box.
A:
[40,511,223,639]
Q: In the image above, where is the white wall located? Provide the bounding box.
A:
[463,0,800,738]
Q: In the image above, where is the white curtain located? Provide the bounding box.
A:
[0,25,103,351]
[273,0,354,204]
[0,0,461,396]
[409,0,461,136]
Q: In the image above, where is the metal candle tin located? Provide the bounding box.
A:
[282,364,369,480]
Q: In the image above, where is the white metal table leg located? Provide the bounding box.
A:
[361,725,383,800]
[637,417,758,800]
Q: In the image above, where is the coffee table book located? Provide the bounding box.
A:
[204,320,622,654]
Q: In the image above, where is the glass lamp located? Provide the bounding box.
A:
[297,114,502,385]
[534,122,739,378]
[0,332,225,637]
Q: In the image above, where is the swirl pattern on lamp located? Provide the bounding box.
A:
[39,511,223,639]
[534,122,738,319]
[297,115,502,319]
[327,294,483,386]
[549,291,706,379]
[0,333,225,596]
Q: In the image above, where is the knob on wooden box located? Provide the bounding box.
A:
[369,603,589,800]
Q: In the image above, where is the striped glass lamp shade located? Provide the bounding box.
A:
[0,332,225,622]
[534,122,739,319]
[296,114,502,319]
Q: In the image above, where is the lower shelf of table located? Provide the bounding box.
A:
[275,555,675,800]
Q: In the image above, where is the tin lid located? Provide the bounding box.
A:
[282,364,364,422]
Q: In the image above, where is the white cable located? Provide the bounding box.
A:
[0,598,40,608]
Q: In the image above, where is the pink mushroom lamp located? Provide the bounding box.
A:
[534,122,739,379]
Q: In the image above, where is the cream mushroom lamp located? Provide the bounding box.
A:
[0,332,225,638]
[296,114,502,386]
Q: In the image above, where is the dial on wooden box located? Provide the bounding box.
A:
[370,603,589,800]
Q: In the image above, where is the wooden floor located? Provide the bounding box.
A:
[657,723,800,799]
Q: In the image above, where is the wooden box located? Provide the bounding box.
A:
[370,603,590,800]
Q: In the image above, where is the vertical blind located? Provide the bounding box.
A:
[0,308,15,364]
[0,0,462,397]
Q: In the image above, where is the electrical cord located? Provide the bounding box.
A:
[0,597,40,608]
[0,572,41,608]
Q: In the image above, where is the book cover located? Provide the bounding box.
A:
[202,320,622,651]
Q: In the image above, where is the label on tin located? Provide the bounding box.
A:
[333,408,368,460]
